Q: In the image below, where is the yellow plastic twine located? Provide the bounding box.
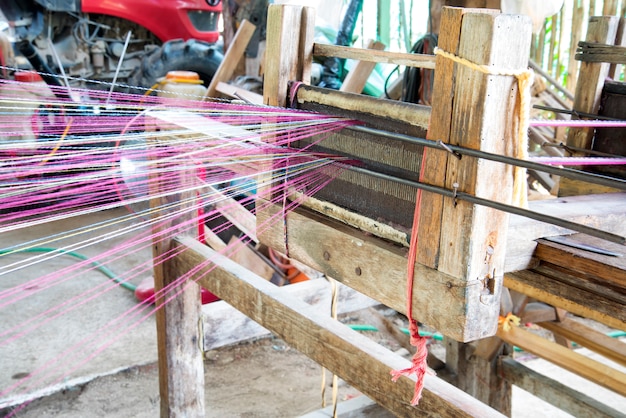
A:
[433,47,534,208]
[38,117,73,166]
[498,312,521,332]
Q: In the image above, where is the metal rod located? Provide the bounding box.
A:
[347,165,625,245]
[543,142,624,158]
[528,60,575,101]
[106,31,132,106]
[347,125,626,191]
[532,104,620,121]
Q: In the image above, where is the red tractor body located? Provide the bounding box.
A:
[81,0,221,44]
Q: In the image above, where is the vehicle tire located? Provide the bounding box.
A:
[128,38,223,93]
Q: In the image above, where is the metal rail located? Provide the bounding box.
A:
[347,165,625,245]
[348,125,626,192]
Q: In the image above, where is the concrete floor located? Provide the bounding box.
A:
[0,208,157,409]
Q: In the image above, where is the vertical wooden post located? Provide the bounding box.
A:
[150,134,205,417]
[263,4,315,107]
[424,8,530,410]
[205,19,257,99]
[340,40,386,94]
[418,7,532,341]
[445,338,512,415]
[565,16,619,152]
[558,16,619,197]
[608,18,626,80]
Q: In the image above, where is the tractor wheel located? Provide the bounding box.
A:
[128,39,223,93]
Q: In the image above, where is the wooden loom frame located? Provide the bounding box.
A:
[151,5,626,417]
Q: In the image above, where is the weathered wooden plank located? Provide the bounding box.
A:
[202,278,379,350]
[500,358,625,418]
[437,9,532,278]
[205,19,256,98]
[445,339,511,415]
[149,153,205,416]
[263,4,314,106]
[560,15,620,197]
[565,16,619,152]
[504,271,626,330]
[417,6,467,268]
[538,317,626,367]
[292,84,430,131]
[313,43,436,69]
[172,235,505,418]
[496,325,626,396]
[535,262,625,309]
[339,40,386,94]
[417,6,501,269]
[285,190,626,275]
[215,81,263,104]
[258,202,492,342]
[608,17,626,79]
[504,193,626,272]
[534,236,626,290]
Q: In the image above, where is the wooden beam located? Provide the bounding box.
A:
[203,183,257,241]
[436,8,532,277]
[608,17,626,79]
[313,43,436,69]
[416,6,499,269]
[537,317,626,367]
[292,83,430,130]
[215,81,263,104]
[504,271,626,330]
[263,4,314,106]
[257,202,483,342]
[171,235,506,418]
[422,7,533,343]
[504,193,626,273]
[563,16,619,152]
[445,339,511,415]
[534,236,626,290]
[340,40,386,94]
[496,325,626,396]
[149,145,205,416]
[500,358,625,418]
[202,278,379,350]
[519,302,559,324]
[560,16,620,197]
[205,19,256,99]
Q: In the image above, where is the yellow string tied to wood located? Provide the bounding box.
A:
[498,312,521,332]
[433,47,534,208]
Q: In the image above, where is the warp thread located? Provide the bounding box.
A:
[530,119,626,128]
[433,47,534,208]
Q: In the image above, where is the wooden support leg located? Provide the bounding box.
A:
[205,19,257,99]
[172,235,506,418]
[263,4,315,107]
[417,7,533,341]
[445,338,512,416]
[559,16,620,196]
[151,156,205,417]
[154,258,205,417]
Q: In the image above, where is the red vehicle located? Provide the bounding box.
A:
[1,0,224,89]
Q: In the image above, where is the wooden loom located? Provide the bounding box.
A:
[151,5,626,417]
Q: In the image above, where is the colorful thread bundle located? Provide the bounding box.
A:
[0,74,357,413]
